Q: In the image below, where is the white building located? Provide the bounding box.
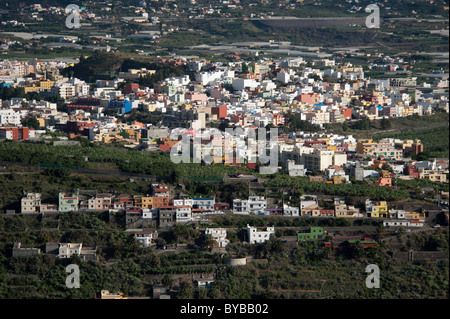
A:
[173,198,194,207]
[389,210,406,219]
[277,71,290,84]
[193,198,215,210]
[303,150,334,172]
[58,243,82,259]
[205,228,229,248]
[300,195,318,213]
[286,160,307,177]
[196,70,224,86]
[175,206,192,223]
[283,204,300,217]
[233,195,267,215]
[383,219,424,227]
[0,108,21,125]
[232,78,259,91]
[21,193,41,214]
[247,224,275,244]
[134,231,158,247]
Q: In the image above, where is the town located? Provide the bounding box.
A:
[0,0,448,303]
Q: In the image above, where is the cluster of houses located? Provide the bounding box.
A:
[12,241,97,260]
[1,54,448,184]
[20,180,427,236]
[0,58,448,186]
[1,54,448,144]
[20,183,229,226]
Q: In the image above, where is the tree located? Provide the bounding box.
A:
[241,63,249,74]
[162,274,173,288]
[352,118,371,130]
[119,130,130,139]
[342,121,349,132]
[380,118,392,129]
[345,196,355,206]
[178,280,195,299]
[22,117,40,129]
[42,167,71,179]
[201,234,216,250]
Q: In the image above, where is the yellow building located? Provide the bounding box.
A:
[419,171,448,183]
[24,79,55,94]
[356,139,377,155]
[328,145,337,152]
[380,170,390,178]
[366,200,388,218]
[134,195,153,209]
[249,62,260,74]
[39,79,55,91]
[100,290,127,299]
[124,129,141,142]
[24,84,39,94]
[101,135,116,143]
[332,175,347,184]
[37,118,46,128]
[134,195,169,209]
[405,211,426,220]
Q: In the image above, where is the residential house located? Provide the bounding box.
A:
[158,206,176,227]
[297,227,324,241]
[134,231,158,247]
[365,199,388,218]
[247,224,275,244]
[193,198,215,211]
[21,193,41,214]
[300,195,318,216]
[175,205,192,223]
[282,204,300,217]
[233,196,267,215]
[59,191,79,212]
[204,228,229,248]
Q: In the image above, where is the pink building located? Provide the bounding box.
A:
[185,92,207,103]
[375,177,392,187]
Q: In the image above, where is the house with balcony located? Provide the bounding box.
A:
[59,191,79,212]
[204,228,229,248]
[134,231,158,247]
[21,193,41,214]
[193,198,215,211]
[300,195,318,216]
[112,195,134,210]
[175,205,192,223]
[365,199,388,218]
[282,204,300,217]
[85,193,114,211]
[134,195,170,210]
[334,199,360,218]
[247,224,275,244]
[233,195,267,215]
[158,206,176,227]
[151,183,170,197]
